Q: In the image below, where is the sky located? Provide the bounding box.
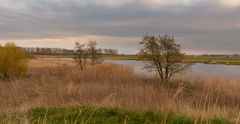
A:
[0,0,240,54]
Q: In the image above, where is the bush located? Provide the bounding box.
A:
[0,42,28,79]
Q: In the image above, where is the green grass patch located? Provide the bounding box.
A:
[0,106,232,124]
[183,57,240,65]
[100,55,140,60]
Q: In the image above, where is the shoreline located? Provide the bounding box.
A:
[35,55,240,65]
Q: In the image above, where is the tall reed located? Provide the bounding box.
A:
[0,58,239,120]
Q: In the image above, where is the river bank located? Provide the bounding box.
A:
[35,55,240,65]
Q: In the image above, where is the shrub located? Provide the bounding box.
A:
[0,42,28,79]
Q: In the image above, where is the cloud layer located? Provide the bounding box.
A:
[0,0,240,54]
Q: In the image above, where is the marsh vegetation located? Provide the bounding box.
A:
[1,39,240,124]
[0,58,240,123]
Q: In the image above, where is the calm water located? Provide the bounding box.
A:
[105,60,240,79]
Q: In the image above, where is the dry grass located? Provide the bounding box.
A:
[0,58,240,120]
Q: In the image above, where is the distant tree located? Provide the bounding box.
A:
[0,42,28,79]
[74,41,88,70]
[139,34,190,82]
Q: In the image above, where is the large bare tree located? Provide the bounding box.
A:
[139,34,190,82]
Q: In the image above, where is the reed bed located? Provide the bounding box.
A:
[0,58,240,121]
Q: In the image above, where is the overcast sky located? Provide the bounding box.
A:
[0,0,240,54]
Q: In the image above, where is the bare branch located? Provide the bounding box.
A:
[139,34,191,83]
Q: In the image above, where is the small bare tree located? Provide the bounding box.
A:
[74,41,87,70]
[139,34,190,82]
[87,40,101,65]
[74,40,103,69]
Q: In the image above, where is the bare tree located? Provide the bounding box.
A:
[74,40,103,69]
[87,40,101,65]
[139,34,190,82]
[74,41,87,70]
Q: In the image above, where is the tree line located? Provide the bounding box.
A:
[22,47,118,55]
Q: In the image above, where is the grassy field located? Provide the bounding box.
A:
[36,55,240,65]
[1,58,240,123]
[36,55,140,60]
[102,55,240,65]
[0,106,231,124]
[183,57,240,65]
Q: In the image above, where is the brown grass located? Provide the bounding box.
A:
[0,58,240,119]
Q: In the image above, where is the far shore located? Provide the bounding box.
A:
[34,54,240,65]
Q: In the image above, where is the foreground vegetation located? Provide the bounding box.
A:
[0,58,240,123]
[0,106,231,124]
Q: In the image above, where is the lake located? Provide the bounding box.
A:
[105,60,240,79]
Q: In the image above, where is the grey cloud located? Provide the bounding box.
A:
[0,0,240,54]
